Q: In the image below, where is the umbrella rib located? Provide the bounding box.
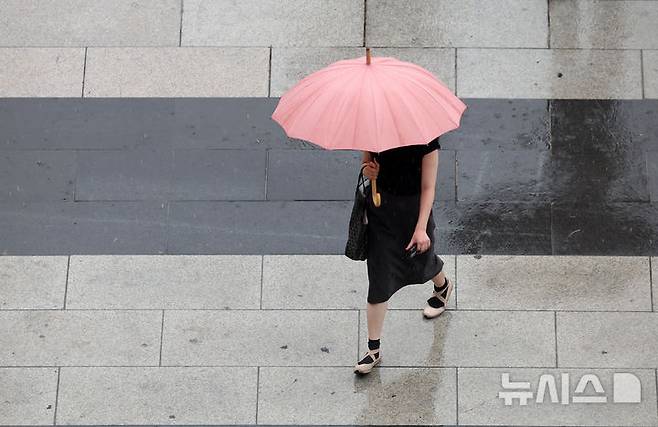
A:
[370,67,404,151]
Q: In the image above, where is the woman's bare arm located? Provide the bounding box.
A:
[416,151,439,231]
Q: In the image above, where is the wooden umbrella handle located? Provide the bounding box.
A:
[371,178,381,207]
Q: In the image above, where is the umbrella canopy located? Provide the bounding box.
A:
[271,51,467,153]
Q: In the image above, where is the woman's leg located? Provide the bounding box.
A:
[366,300,388,340]
[431,270,446,285]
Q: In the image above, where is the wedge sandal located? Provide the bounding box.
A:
[353,348,381,374]
[422,277,453,319]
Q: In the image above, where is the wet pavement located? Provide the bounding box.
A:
[1,97,657,256]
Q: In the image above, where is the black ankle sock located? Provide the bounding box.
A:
[433,276,448,293]
[428,277,449,309]
[359,338,380,364]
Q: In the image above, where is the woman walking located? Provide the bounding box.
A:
[354,136,454,375]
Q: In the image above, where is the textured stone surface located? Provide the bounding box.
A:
[258,366,457,425]
[550,0,658,49]
[0,256,68,309]
[358,309,555,367]
[66,255,262,309]
[84,47,270,97]
[367,0,547,48]
[181,0,363,47]
[56,366,257,424]
[0,48,84,96]
[456,255,652,311]
[0,0,180,47]
[457,48,642,99]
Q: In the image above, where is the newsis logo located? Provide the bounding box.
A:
[499,372,642,405]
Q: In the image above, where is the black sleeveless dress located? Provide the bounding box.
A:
[365,137,444,304]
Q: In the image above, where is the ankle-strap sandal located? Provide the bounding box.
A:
[423,277,453,319]
[354,348,381,374]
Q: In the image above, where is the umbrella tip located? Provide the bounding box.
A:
[366,47,371,65]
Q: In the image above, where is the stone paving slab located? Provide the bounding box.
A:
[0,47,84,97]
[170,97,300,150]
[84,47,270,97]
[0,310,162,366]
[266,149,362,201]
[550,99,658,154]
[257,366,457,425]
[0,256,68,309]
[557,312,658,368]
[172,149,267,200]
[161,309,358,366]
[439,99,550,151]
[56,366,257,425]
[181,0,363,47]
[645,50,658,99]
[0,150,74,202]
[261,254,456,310]
[550,0,658,49]
[266,147,455,202]
[456,149,552,202]
[0,98,178,150]
[0,201,168,255]
[458,367,658,426]
[75,148,267,201]
[456,255,652,311]
[0,0,180,47]
[270,46,456,97]
[66,255,262,309]
[167,200,353,254]
[0,367,58,425]
[457,48,643,99]
[358,309,555,367]
[551,202,658,256]
[367,0,547,48]
[74,147,173,201]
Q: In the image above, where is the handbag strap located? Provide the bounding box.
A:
[357,164,368,190]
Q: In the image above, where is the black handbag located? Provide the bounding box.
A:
[344,164,370,260]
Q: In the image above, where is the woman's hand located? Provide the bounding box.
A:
[405,228,431,254]
[361,158,379,180]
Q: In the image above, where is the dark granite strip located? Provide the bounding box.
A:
[552,202,658,255]
[0,97,656,256]
[0,150,76,201]
[439,99,550,151]
[0,201,167,255]
[0,98,177,151]
[167,200,353,254]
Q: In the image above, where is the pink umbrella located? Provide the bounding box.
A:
[271,47,466,207]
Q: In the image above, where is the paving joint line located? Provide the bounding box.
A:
[3,307,657,313]
[641,49,645,99]
[650,255,654,312]
[267,46,272,97]
[546,0,551,49]
[53,367,60,425]
[159,309,165,366]
[259,255,264,310]
[4,364,655,370]
[362,0,367,47]
[63,255,70,309]
[81,46,88,98]
[255,366,260,424]
[554,310,558,368]
[178,0,184,47]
